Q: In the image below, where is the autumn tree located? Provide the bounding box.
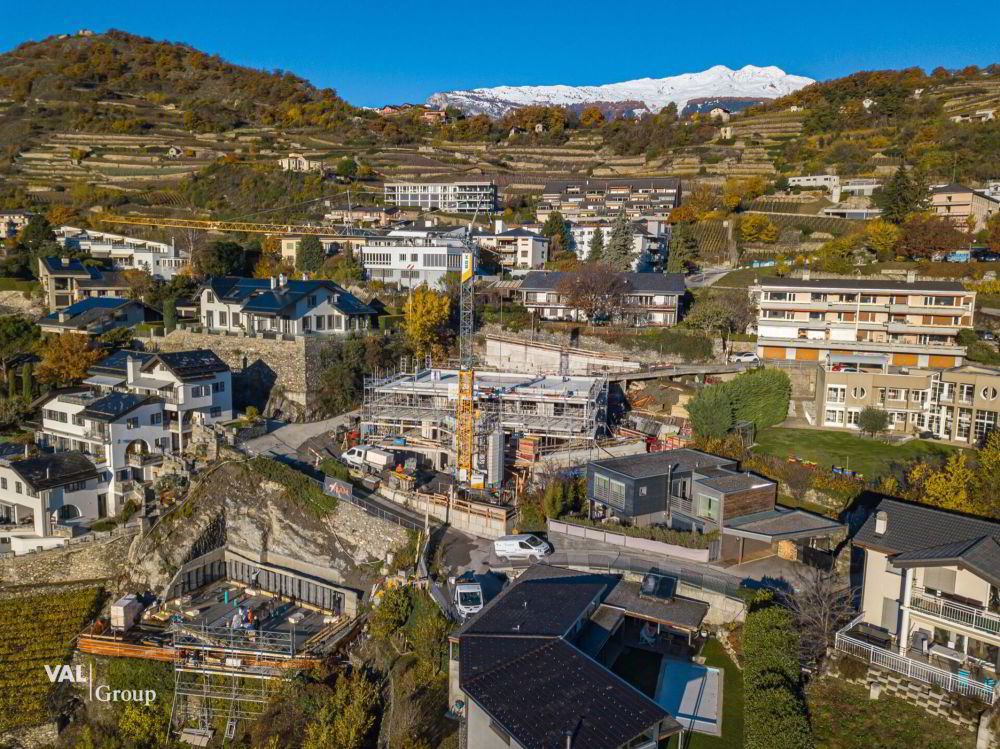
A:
[335,157,358,179]
[865,219,902,259]
[685,288,756,350]
[35,332,102,386]
[987,212,1000,253]
[554,264,626,324]
[722,176,767,211]
[681,183,719,221]
[404,286,451,360]
[121,269,154,301]
[296,236,325,273]
[739,214,779,243]
[579,106,605,128]
[603,212,634,272]
[898,214,968,259]
[667,222,699,273]
[540,210,572,250]
[587,226,605,262]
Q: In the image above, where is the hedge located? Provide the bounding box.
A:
[743,605,814,749]
[688,368,791,439]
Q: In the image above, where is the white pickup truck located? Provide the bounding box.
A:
[342,445,396,472]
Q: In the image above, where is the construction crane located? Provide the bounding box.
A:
[456,246,476,486]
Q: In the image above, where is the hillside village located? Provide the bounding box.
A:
[2,26,1000,749]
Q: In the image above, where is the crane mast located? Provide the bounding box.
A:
[456,248,476,484]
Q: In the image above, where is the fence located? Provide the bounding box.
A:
[835,616,996,704]
[549,518,719,563]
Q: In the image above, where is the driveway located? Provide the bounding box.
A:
[685,268,730,289]
[244,411,358,460]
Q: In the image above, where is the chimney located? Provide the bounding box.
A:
[58,311,68,323]
[126,355,140,385]
[564,731,573,749]
[874,510,888,536]
[46,465,51,479]
[278,273,288,288]
[906,269,917,283]
[301,271,310,281]
[495,218,505,234]
[24,444,30,458]
[802,269,811,281]
[269,276,278,290]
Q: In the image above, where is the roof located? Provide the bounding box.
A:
[206,276,375,317]
[890,536,1000,587]
[724,507,845,541]
[931,183,976,194]
[40,297,137,329]
[6,451,98,491]
[88,349,155,376]
[855,498,1000,556]
[590,449,733,480]
[602,580,708,631]
[498,228,545,238]
[39,256,92,277]
[520,270,686,295]
[155,350,229,380]
[461,637,673,749]
[543,177,680,194]
[755,276,967,293]
[82,392,159,422]
[697,473,773,493]
[75,269,129,289]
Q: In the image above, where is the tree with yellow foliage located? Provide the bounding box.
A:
[35,333,102,386]
[404,286,451,361]
[579,106,605,128]
[740,214,779,243]
[722,176,767,212]
[865,219,902,260]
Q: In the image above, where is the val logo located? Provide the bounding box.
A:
[44,665,87,683]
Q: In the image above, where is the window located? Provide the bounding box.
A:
[315,315,325,330]
[593,473,610,501]
[608,479,626,510]
[851,386,867,399]
[212,381,225,393]
[210,406,222,417]
[126,417,139,430]
[696,494,720,521]
[638,486,647,496]
[982,386,998,401]
[219,311,228,326]
[974,410,998,442]
[825,408,845,425]
[150,412,162,425]
[847,409,861,426]
[15,481,22,494]
[827,386,846,404]
[66,480,87,493]
[886,388,905,402]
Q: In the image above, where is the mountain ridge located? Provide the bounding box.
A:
[427,64,816,117]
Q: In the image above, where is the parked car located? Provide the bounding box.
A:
[493,534,553,562]
[977,329,996,342]
[729,351,760,364]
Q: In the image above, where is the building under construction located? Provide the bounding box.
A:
[361,366,608,477]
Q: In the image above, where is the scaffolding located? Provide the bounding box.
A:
[169,623,293,744]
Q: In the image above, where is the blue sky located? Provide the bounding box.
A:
[3,2,999,107]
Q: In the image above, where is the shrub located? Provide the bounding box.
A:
[836,655,870,681]
[248,457,336,515]
[558,516,719,549]
[688,384,735,439]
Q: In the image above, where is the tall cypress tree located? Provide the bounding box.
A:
[588,227,605,262]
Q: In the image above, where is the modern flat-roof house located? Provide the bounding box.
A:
[199,276,376,336]
[837,498,1000,705]
[0,210,36,239]
[473,226,549,271]
[587,449,845,569]
[322,203,400,226]
[359,229,468,288]
[38,257,130,310]
[38,297,152,336]
[753,273,975,368]
[519,270,686,326]
[0,450,101,555]
[538,178,681,223]
[930,183,1000,232]
[817,362,1000,444]
[450,565,692,748]
[57,226,189,280]
[383,180,497,213]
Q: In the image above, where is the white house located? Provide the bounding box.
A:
[568,222,666,270]
[57,226,189,280]
[383,180,497,214]
[838,498,1000,705]
[519,271,685,326]
[359,229,469,288]
[0,450,102,555]
[199,276,376,336]
[473,225,549,272]
[279,153,325,173]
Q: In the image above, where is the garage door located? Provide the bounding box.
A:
[761,346,786,360]
[796,348,819,361]
[892,353,918,366]
[928,355,956,368]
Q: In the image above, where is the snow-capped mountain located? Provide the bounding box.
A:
[427,65,815,117]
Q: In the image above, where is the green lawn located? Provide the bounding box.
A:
[753,427,961,480]
[687,639,744,749]
[714,267,768,289]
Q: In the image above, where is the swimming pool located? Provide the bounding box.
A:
[654,657,722,736]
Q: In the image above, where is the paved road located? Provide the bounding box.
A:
[244,411,358,460]
[685,267,731,289]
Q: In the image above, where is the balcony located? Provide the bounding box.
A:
[127,452,164,469]
[835,616,997,703]
[909,587,1000,637]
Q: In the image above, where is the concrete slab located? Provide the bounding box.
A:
[655,657,722,736]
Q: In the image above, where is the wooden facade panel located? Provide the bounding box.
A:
[762,346,787,360]
[928,355,957,368]
[892,353,918,366]
[796,348,820,361]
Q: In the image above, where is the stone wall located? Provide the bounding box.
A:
[0,533,132,588]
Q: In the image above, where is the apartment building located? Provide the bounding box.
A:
[568,221,665,269]
[383,180,497,213]
[753,274,974,368]
[519,271,685,326]
[473,226,549,271]
[818,362,1000,445]
[837,498,1000,704]
[359,231,468,288]
[0,210,35,239]
[538,178,681,223]
[323,204,400,226]
[38,257,130,310]
[38,297,151,336]
[199,276,376,336]
[930,184,1000,232]
[0,450,102,555]
[58,226,189,280]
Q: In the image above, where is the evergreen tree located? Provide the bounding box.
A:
[163,297,177,333]
[541,211,572,250]
[667,223,699,273]
[296,236,325,273]
[587,227,604,262]
[873,166,928,224]
[20,363,32,400]
[603,212,634,271]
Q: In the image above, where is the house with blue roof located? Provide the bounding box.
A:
[37,256,130,310]
[198,275,376,337]
[38,297,153,336]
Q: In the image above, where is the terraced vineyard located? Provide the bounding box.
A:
[0,587,102,732]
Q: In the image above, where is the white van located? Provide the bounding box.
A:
[493,534,552,562]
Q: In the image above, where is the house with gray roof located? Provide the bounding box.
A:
[199,275,376,337]
[450,565,707,748]
[837,497,1000,704]
[38,297,153,337]
[519,270,686,326]
[586,448,845,569]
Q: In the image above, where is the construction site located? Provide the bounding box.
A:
[360,365,609,482]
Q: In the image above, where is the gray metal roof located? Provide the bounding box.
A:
[755,276,966,292]
[854,498,1000,555]
[891,536,1000,587]
[7,451,98,491]
[602,580,708,631]
[520,270,686,295]
[724,507,844,541]
[590,449,734,480]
